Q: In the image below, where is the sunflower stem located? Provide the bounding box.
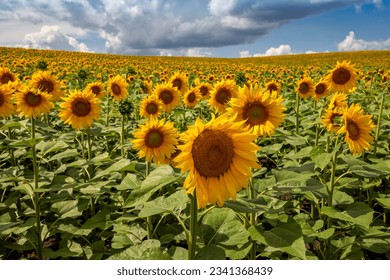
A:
[8,127,16,166]
[121,115,126,159]
[295,92,300,134]
[188,191,198,260]
[373,92,385,155]
[31,117,43,260]
[248,177,257,260]
[145,161,153,239]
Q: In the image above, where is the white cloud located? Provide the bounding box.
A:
[239,50,251,58]
[337,31,390,51]
[20,25,91,52]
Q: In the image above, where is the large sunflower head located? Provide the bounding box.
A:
[174,115,261,208]
[337,104,375,155]
[326,60,358,93]
[194,78,213,100]
[108,75,128,101]
[85,81,106,99]
[322,107,344,133]
[328,92,348,110]
[209,79,238,114]
[139,94,164,119]
[0,67,17,85]
[169,72,188,94]
[265,81,282,95]
[296,77,315,99]
[227,85,286,137]
[29,71,63,101]
[59,90,101,130]
[183,87,202,108]
[313,80,329,101]
[131,118,179,164]
[154,82,181,113]
[0,83,15,118]
[15,86,54,118]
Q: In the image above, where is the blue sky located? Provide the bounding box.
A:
[0,0,389,57]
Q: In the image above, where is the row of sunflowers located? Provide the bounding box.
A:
[0,47,389,260]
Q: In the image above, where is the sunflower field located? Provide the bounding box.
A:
[0,47,389,260]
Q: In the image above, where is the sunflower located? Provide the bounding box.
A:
[326,61,358,93]
[173,115,260,208]
[228,85,285,137]
[142,80,153,95]
[15,86,53,118]
[322,107,344,133]
[0,83,15,118]
[154,82,181,113]
[328,93,348,110]
[29,71,63,101]
[265,81,281,95]
[131,118,179,164]
[139,94,164,119]
[296,77,314,99]
[108,75,128,101]
[85,81,106,99]
[0,67,17,85]
[169,72,188,94]
[59,90,101,129]
[209,79,238,114]
[337,104,375,155]
[183,87,202,108]
[313,80,329,101]
[194,78,213,100]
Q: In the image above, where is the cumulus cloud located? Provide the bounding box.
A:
[0,0,382,55]
[240,44,293,57]
[338,31,390,51]
[21,25,91,52]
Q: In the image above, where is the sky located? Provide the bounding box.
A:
[0,0,390,58]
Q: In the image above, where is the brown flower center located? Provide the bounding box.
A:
[146,102,158,114]
[25,92,42,107]
[187,92,196,103]
[347,120,360,140]
[242,102,268,125]
[215,88,231,105]
[159,90,174,105]
[38,79,54,93]
[0,93,4,106]
[71,98,91,117]
[111,83,121,96]
[332,67,351,85]
[172,78,182,90]
[299,82,309,94]
[91,85,101,96]
[267,83,278,92]
[315,83,326,95]
[192,129,234,178]
[199,86,209,97]
[0,73,14,84]
[145,129,164,148]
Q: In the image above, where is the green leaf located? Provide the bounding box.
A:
[138,189,188,218]
[81,208,112,230]
[93,158,133,178]
[376,198,390,209]
[108,240,171,260]
[224,197,269,214]
[310,146,333,170]
[116,173,140,190]
[10,137,43,147]
[200,208,249,247]
[249,221,306,259]
[194,245,226,260]
[50,200,83,218]
[36,140,68,155]
[48,149,79,162]
[322,202,374,228]
[124,165,178,208]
